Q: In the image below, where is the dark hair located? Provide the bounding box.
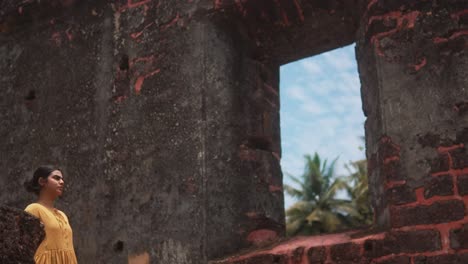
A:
[24,166,61,195]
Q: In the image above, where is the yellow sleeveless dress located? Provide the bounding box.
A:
[24,203,78,264]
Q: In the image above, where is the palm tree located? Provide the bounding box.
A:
[344,159,373,227]
[284,153,358,236]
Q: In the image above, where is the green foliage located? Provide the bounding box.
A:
[284,152,373,236]
[344,159,373,227]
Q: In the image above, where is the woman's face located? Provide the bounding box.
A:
[40,170,65,197]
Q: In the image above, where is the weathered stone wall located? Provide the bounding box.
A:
[213,0,468,263]
[0,0,293,262]
[1,0,465,263]
[0,205,45,264]
[0,0,357,262]
[359,0,468,230]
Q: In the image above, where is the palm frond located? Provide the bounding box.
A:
[283,184,304,199]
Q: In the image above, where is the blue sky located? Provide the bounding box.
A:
[280,44,366,208]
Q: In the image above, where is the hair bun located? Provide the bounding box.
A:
[24,166,57,195]
[24,179,38,193]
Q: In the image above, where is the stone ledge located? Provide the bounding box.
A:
[0,205,45,264]
[210,224,468,264]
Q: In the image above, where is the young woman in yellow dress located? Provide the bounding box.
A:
[23,166,78,264]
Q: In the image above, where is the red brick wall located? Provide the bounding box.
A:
[0,0,466,262]
[212,0,468,263]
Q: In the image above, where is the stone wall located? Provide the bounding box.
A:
[0,205,45,264]
[213,0,468,263]
[0,0,466,263]
[0,0,292,262]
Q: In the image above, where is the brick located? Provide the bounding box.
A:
[375,256,411,264]
[457,174,468,196]
[364,230,441,258]
[414,253,468,264]
[424,175,453,198]
[429,154,450,173]
[450,224,468,249]
[451,148,468,169]
[330,242,361,262]
[290,247,304,264]
[222,254,288,264]
[391,200,465,227]
[246,229,278,246]
[379,136,400,159]
[365,17,398,42]
[307,246,325,264]
[386,185,416,205]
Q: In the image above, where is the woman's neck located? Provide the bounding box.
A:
[37,194,55,209]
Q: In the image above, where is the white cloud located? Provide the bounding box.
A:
[285,85,326,114]
[286,85,307,101]
[301,60,323,75]
[300,101,324,114]
[323,47,357,71]
[330,94,363,114]
[280,44,365,208]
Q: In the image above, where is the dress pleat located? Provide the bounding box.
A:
[35,249,78,264]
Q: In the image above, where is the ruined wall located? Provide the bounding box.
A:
[2,0,465,263]
[213,0,468,263]
[359,0,468,260]
[0,0,358,262]
[359,0,468,230]
[0,0,286,262]
[0,205,45,264]
[0,0,357,264]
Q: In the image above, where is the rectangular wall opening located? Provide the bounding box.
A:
[279,44,372,237]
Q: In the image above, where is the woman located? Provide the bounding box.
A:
[23,166,78,264]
